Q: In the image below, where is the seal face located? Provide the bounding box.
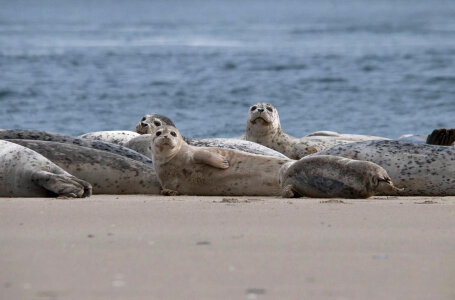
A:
[315,140,455,196]
[150,125,290,196]
[245,102,388,159]
[0,140,92,198]
[135,114,176,134]
[279,155,400,198]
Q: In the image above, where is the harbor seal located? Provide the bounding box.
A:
[244,102,388,159]
[8,140,161,194]
[0,130,154,167]
[149,125,290,196]
[0,140,92,198]
[133,113,287,158]
[315,140,455,196]
[279,155,401,198]
[78,130,139,146]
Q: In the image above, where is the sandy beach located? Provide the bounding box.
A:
[1,195,454,300]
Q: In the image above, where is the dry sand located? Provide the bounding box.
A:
[1,195,454,300]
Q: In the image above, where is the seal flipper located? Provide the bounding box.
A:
[281,184,302,198]
[31,171,92,198]
[193,150,229,169]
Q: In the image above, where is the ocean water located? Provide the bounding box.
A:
[0,0,454,139]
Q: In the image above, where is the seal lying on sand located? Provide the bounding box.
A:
[244,102,388,159]
[279,155,401,198]
[8,140,161,195]
[133,114,288,158]
[149,125,290,196]
[315,140,455,196]
[0,140,91,197]
[78,131,139,146]
[0,130,154,167]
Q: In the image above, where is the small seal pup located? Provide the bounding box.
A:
[279,155,401,198]
[134,114,288,158]
[78,131,139,146]
[315,140,455,196]
[149,125,291,196]
[0,140,91,198]
[244,102,388,159]
[0,129,154,167]
[8,140,161,195]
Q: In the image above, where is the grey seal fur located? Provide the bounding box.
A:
[133,113,287,158]
[78,130,139,146]
[149,125,290,196]
[244,102,388,159]
[0,140,92,198]
[315,140,455,196]
[0,129,154,167]
[279,155,400,198]
[7,140,161,194]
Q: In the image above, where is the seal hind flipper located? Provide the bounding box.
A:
[193,150,229,169]
[426,128,455,146]
[31,171,92,198]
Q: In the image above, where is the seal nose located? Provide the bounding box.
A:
[257,108,264,112]
[141,122,148,127]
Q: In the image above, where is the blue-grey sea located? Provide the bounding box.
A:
[1,0,454,138]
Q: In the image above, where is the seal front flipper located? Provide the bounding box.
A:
[31,171,92,198]
[193,150,229,169]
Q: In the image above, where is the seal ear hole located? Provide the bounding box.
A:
[154,121,161,126]
[156,131,162,136]
[266,106,273,112]
[251,106,257,111]
[170,131,177,137]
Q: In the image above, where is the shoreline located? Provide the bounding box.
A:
[1,195,455,299]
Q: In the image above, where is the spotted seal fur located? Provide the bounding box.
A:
[244,102,388,159]
[8,140,161,194]
[78,130,139,146]
[315,140,455,196]
[0,140,91,197]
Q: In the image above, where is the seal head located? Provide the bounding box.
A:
[135,114,176,134]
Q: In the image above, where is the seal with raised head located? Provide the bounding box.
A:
[244,102,388,159]
[279,155,401,198]
[8,140,161,195]
[0,129,154,166]
[133,114,288,158]
[149,125,291,196]
[0,140,92,198]
[315,140,455,196]
[78,130,139,146]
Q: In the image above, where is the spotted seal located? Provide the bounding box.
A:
[149,125,291,196]
[315,140,455,196]
[0,129,154,167]
[8,140,161,194]
[279,155,401,198]
[78,130,139,146]
[133,113,288,158]
[244,102,388,159]
[0,140,92,197]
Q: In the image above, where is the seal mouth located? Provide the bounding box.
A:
[251,116,270,124]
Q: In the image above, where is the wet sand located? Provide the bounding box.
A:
[1,195,454,300]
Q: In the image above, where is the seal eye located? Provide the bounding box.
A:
[251,106,257,111]
[141,117,146,121]
[266,107,273,112]
[154,121,161,126]
[156,131,162,136]
[170,131,177,137]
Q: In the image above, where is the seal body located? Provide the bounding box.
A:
[244,102,388,159]
[0,140,91,197]
[315,140,455,196]
[150,126,290,196]
[78,130,139,146]
[0,130,154,167]
[279,155,400,198]
[8,140,161,194]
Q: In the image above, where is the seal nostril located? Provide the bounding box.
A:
[257,108,264,112]
[141,122,148,126]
